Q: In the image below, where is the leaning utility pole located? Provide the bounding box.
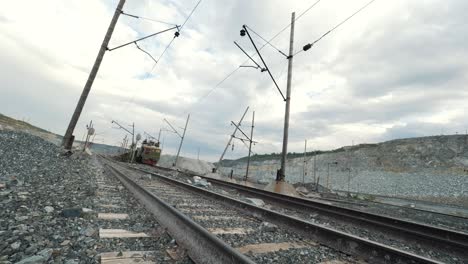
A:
[174,114,190,167]
[245,111,255,180]
[62,0,126,150]
[278,12,295,181]
[216,107,249,171]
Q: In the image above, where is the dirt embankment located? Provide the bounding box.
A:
[0,113,62,145]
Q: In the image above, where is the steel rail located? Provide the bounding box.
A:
[103,162,255,264]
[326,190,468,219]
[129,164,468,262]
[157,164,467,219]
[108,162,442,264]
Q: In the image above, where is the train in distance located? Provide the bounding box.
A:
[135,139,161,166]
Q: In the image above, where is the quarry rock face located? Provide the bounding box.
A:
[219,135,468,205]
[355,135,468,171]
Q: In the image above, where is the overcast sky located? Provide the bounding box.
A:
[1,0,467,161]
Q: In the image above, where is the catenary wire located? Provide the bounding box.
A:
[151,0,202,72]
[188,0,324,110]
[117,2,202,115]
[151,37,176,72]
[260,60,289,112]
[138,15,178,26]
[120,11,178,26]
[194,56,289,112]
[180,0,202,30]
[263,0,322,47]
[134,42,158,64]
[195,67,240,104]
[294,0,378,56]
[245,25,288,57]
[119,0,321,117]
[234,41,263,69]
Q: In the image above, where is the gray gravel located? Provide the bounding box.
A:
[0,131,100,263]
[0,131,192,263]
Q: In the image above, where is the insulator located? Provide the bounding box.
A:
[174,31,180,38]
[240,29,246,37]
[303,43,312,51]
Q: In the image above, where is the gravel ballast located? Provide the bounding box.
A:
[0,131,192,263]
[110,162,361,264]
[130,162,466,264]
[0,131,100,263]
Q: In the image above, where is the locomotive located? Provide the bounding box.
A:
[135,139,161,166]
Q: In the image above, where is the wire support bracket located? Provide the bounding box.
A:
[107,26,179,51]
[242,25,286,101]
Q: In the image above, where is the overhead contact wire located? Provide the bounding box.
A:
[151,0,202,71]
[138,16,178,26]
[245,25,288,57]
[294,0,378,56]
[198,67,240,102]
[261,0,322,47]
[187,0,323,111]
[180,0,202,30]
[134,42,158,64]
[120,10,178,26]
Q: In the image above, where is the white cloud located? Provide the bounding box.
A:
[1,0,467,161]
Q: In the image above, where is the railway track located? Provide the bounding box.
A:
[149,164,467,229]
[311,192,468,221]
[100,157,452,263]
[150,165,468,229]
[123,162,468,263]
[93,160,193,263]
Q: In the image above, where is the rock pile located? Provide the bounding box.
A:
[192,176,211,188]
[158,155,214,175]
